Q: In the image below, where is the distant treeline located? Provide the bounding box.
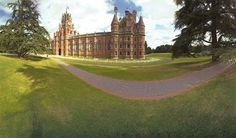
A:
[145,43,211,55]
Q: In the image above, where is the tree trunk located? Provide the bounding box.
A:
[211,0,220,62]
[17,52,22,57]
[212,54,220,62]
[211,28,220,62]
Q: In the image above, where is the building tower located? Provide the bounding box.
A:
[138,16,145,59]
[111,7,119,59]
[54,8,74,56]
[52,7,145,59]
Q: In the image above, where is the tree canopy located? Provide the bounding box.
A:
[0,0,50,57]
[172,0,236,62]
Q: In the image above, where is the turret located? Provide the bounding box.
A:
[138,16,145,34]
[132,10,137,22]
[137,16,145,59]
[111,7,119,33]
[111,6,119,59]
[125,8,130,16]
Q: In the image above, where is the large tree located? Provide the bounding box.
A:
[0,0,50,57]
[172,0,236,62]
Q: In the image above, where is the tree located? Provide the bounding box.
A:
[0,0,50,57]
[145,41,153,54]
[173,0,236,62]
[155,44,173,53]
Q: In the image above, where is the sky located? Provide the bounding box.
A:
[0,0,180,48]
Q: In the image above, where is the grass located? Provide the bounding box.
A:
[59,53,212,80]
[0,55,235,138]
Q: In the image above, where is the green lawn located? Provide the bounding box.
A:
[0,55,235,138]
[59,53,212,80]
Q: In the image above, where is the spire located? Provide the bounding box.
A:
[66,6,69,13]
[125,8,130,16]
[138,16,145,26]
[112,14,118,25]
[112,7,119,25]
[114,6,118,15]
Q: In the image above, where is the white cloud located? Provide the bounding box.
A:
[0,0,180,48]
[0,0,16,13]
[133,0,180,47]
[38,0,113,39]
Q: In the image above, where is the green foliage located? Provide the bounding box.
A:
[0,26,8,53]
[220,46,236,64]
[145,41,152,54]
[144,45,173,54]
[172,0,236,62]
[0,0,50,57]
[155,44,173,53]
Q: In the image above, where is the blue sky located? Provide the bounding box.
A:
[106,0,142,14]
[0,0,180,48]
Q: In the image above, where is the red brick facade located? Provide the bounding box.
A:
[52,7,145,59]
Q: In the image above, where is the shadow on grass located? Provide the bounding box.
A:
[170,59,213,70]
[2,64,63,137]
[172,59,211,66]
[2,54,48,62]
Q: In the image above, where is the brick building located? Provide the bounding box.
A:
[52,7,145,59]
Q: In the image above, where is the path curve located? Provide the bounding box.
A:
[55,59,231,100]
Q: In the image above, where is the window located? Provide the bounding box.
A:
[127,51,130,55]
[108,44,111,50]
[128,37,130,41]
[127,44,130,48]
[115,51,117,55]
[120,52,122,55]
[134,52,136,55]
[134,45,136,48]
[120,45,122,48]
[69,46,72,51]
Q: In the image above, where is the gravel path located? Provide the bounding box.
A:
[55,59,231,99]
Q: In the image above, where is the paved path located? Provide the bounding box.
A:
[55,59,231,100]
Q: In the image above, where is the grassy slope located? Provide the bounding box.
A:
[60,53,212,80]
[0,55,235,138]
